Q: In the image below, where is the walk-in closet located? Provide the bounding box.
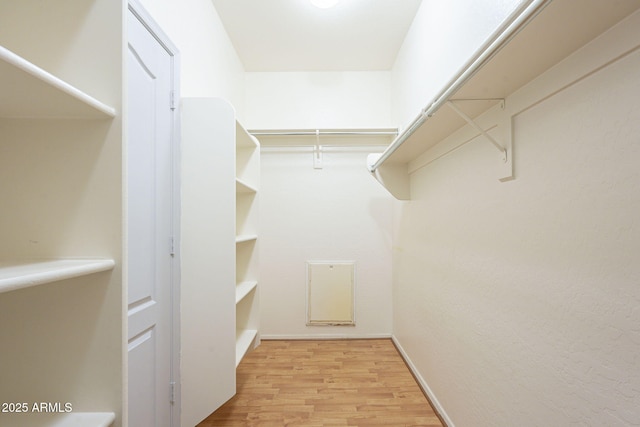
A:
[1,0,639,426]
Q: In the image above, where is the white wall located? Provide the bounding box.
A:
[245,71,391,129]
[391,0,521,130]
[259,146,394,339]
[392,11,640,427]
[245,70,395,339]
[137,0,246,116]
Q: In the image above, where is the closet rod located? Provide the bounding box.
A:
[249,129,398,137]
[367,0,552,173]
[262,144,389,149]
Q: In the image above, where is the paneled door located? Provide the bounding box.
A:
[126,4,178,426]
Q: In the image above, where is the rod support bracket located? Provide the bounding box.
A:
[446,100,507,159]
[446,99,513,181]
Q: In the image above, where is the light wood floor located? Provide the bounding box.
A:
[198,339,444,426]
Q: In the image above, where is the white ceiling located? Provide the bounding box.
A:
[211,0,423,72]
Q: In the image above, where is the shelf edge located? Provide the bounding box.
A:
[369,0,551,173]
[0,259,116,294]
[235,329,258,367]
[235,235,258,244]
[236,280,258,304]
[0,45,117,118]
[235,178,258,193]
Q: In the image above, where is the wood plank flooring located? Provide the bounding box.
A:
[198,339,444,426]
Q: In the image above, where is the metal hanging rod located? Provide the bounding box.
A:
[368,0,552,173]
[249,129,398,137]
[261,144,389,150]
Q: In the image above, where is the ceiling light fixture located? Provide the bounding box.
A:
[310,0,340,9]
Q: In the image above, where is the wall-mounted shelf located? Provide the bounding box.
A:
[369,0,640,200]
[236,280,258,304]
[0,259,116,294]
[235,328,258,367]
[0,45,116,119]
[249,128,398,148]
[5,411,115,427]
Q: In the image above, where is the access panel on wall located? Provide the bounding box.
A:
[306,261,355,326]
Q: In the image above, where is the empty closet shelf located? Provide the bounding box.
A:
[236,281,258,304]
[236,329,258,367]
[235,235,258,244]
[2,411,116,427]
[0,259,116,294]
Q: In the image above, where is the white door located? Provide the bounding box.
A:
[127,6,176,427]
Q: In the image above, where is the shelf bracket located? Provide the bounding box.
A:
[446,100,507,162]
[314,130,323,169]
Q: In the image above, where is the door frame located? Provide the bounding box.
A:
[126,1,181,426]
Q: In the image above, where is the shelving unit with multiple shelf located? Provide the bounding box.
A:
[180,97,261,419]
[0,1,123,425]
[235,121,261,366]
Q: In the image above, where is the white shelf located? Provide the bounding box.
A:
[0,45,116,119]
[235,234,258,244]
[236,280,258,304]
[236,178,258,194]
[4,412,115,427]
[236,120,259,148]
[235,328,258,367]
[0,259,116,294]
[370,0,640,199]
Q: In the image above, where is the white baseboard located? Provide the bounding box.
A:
[391,335,455,427]
[260,333,393,340]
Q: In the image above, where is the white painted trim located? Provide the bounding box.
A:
[260,333,392,340]
[0,259,115,294]
[391,335,455,427]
